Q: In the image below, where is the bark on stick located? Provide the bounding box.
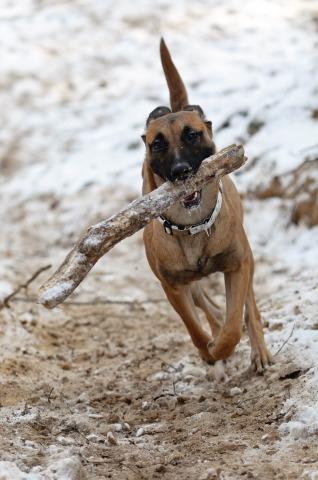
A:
[38,144,246,309]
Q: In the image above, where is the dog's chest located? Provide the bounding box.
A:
[158,236,238,286]
[183,244,220,277]
[182,242,210,272]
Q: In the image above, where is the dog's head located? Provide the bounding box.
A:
[142,105,216,188]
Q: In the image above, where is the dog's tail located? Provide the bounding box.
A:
[160,38,189,112]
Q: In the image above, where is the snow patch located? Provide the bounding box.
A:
[0,455,85,480]
[280,405,318,440]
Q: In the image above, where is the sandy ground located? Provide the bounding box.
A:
[1,187,317,480]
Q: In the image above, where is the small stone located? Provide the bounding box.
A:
[238,470,247,476]
[107,413,121,423]
[230,387,242,396]
[76,392,90,404]
[107,431,118,445]
[86,434,100,443]
[155,464,166,473]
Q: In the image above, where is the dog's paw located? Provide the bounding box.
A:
[207,339,236,363]
[251,347,274,374]
[199,348,216,365]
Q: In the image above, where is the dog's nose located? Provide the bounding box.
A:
[171,162,192,180]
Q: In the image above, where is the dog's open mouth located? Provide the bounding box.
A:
[181,189,202,208]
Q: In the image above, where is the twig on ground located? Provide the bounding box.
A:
[60,392,74,415]
[122,463,148,480]
[73,426,91,444]
[274,324,295,357]
[47,387,54,404]
[0,264,51,309]
[58,298,165,306]
[159,358,179,372]
[6,296,166,306]
[54,425,90,444]
[172,380,178,396]
[236,395,262,408]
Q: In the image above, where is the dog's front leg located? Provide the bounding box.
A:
[244,262,274,372]
[207,262,249,362]
[162,284,214,363]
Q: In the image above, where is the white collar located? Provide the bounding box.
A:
[157,180,223,236]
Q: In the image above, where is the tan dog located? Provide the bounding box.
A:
[142,39,273,372]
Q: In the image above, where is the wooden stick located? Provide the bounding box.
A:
[37,144,246,309]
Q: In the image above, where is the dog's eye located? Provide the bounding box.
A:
[152,140,163,152]
[187,132,198,143]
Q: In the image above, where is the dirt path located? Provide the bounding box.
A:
[1,193,317,480]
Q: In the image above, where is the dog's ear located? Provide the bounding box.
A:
[146,106,171,128]
[183,104,205,116]
[142,160,157,194]
[183,105,212,135]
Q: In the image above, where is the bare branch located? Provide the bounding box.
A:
[38,145,246,309]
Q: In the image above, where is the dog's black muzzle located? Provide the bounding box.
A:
[170,161,193,182]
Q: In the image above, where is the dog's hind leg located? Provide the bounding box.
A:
[244,255,274,372]
[162,283,214,363]
[190,281,223,339]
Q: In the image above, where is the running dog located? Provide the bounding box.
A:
[141,39,273,372]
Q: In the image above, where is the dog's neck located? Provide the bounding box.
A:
[154,174,221,227]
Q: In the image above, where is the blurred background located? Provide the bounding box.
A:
[0,0,317,217]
